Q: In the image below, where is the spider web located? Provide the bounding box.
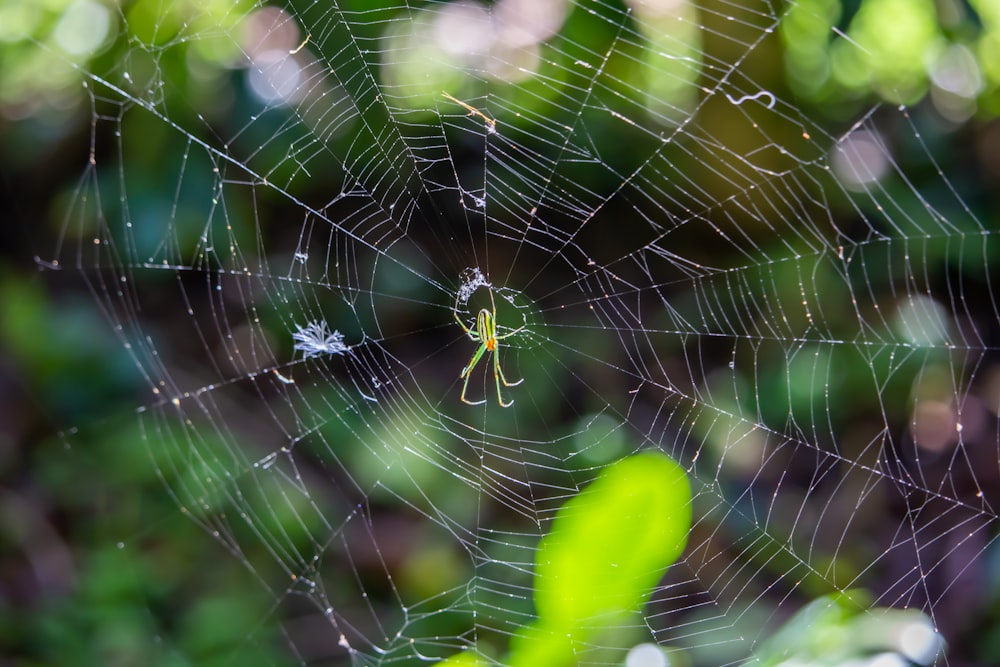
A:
[35,0,1000,665]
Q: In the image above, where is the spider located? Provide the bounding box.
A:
[454,287,525,407]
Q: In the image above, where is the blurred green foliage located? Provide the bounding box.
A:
[782,0,1000,113]
[752,590,943,666]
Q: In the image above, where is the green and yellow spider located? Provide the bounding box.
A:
[454,288,525,407]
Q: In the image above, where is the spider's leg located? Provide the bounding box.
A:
[461,374,487,406]
[453,295,480,339]
[494,322,526,340]
[460,344,488,405]
[495,348,523,388]
[454,311,477,338]
[462,344,487,378]
[494,352,514,408]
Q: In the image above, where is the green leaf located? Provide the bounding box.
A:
[507,451,691,667]
[434,650,489,667]
[534,451,691,626]
[751,590,944,666]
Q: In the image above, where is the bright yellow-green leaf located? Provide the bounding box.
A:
[533,451,691,628]
[504,452,691,667]
[434,650,489,667]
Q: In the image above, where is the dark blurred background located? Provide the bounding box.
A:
[3,0,1000,665]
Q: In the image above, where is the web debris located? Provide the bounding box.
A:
[292,320,348,358]
[457,267,491,304]
[725,90,776,109]
[442,92,497,135]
